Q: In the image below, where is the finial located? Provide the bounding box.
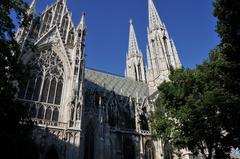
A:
[77,12,86,30]
[28,0,36,15]
[130,18,133,24]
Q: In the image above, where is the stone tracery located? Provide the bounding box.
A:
[19,48,64,122]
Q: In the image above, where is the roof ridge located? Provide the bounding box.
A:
[85,67,147,85]
[85,67,125,78]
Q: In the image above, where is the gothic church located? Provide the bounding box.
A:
[16,0,187,158]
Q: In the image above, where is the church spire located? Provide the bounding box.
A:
[77,12,86,31]
[128,19,140,56]
[148,0,163,31]
[125,19,146,82]
[28,0,36,15]
[146,0,182,94]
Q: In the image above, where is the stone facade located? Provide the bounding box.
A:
[16,0,187,159]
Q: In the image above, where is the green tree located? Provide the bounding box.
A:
[0,0,39,158]
[152,0,240,158]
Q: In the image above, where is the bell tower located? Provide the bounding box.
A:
[146,0,182,94]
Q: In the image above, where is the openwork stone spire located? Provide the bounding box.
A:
[148,0,163,32]
[128,19,140,56]
[125,19,146,82]
[146,0,182,94]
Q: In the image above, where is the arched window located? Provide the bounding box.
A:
[140,107,149,130]
[145,141,155,159]
[45,107,52,120]
[163,36,171,69]
[140,114,149,130]
[138,64,142,81]
[48,78,56,103]
[33,76,42,101]
[41,78,50,102]
[38,106,44,119]
[54,80,63,105]
[70,107,74,121]
[18,48,64,106]
[52,108,59,122]
[134,64,138,81]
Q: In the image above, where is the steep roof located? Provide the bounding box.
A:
[85,68,149,98]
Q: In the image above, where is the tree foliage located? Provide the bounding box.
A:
[0,0,39,158]
[152,0,240,158]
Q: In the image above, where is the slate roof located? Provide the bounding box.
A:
[84,68,149,98]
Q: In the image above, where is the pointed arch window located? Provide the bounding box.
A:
[41,78,50,102]
[52,108,59,122]
[137,63,142,81]
[45,107,52,120]
[38,106,44,119]
[55,79,63,105]
[18,48,64,106]
[33,76,42,101]
[163,36,171,68]
[145,141,155,159]
[48,78,57,103]
[134,64,138,81]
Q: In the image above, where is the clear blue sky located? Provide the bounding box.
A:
[25,0,220,75]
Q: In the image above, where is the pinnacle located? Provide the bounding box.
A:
[27,0,36,15]
[130,18,133,24]
[148,0,163,31]
[77,12,86,30]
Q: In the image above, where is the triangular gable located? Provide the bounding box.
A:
[35,26,71,72]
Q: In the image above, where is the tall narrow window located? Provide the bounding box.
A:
[163,36,171,69]
[18,49,64,109]
[55,80,63,105]
[41,78,50,102]
[45,107,52,120]
[52,108,59,122]
[38,106,45,119]
[48,78,56,103]
[134,65,138,81]
[145,141,155,159]
[138,64,142,81]
[33,76,42,101]
[70,107,74,120]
